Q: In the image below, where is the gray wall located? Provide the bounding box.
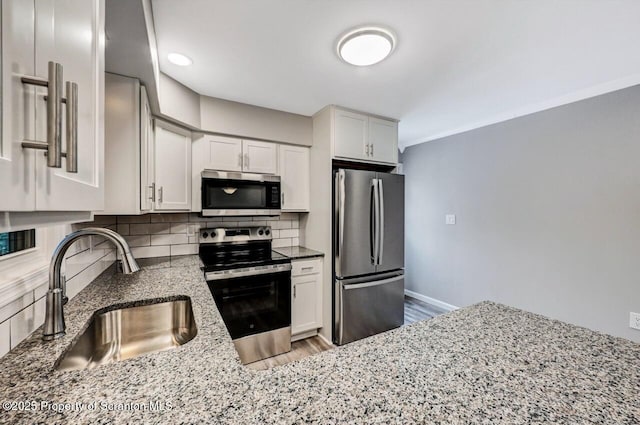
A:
[401,85,640,342]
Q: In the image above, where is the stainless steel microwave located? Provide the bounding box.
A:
[201,170,281,216]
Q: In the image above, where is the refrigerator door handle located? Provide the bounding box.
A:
[338,170,346,257]
[371,178,380,265]
[377,179,385,265]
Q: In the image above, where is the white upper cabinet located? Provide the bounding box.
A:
[279,145,309,212]
[334,109,369,161]
[154,121,191,211]
[242,140,277,174]
[205,136,277,174]
[1,0,105,213]
[368,117,399,164]
[103,74,155,215]
[207,136,242,172]
[332,107,398,165]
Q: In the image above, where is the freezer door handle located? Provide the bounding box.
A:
[377,178,384,266]
[343,274,403,290]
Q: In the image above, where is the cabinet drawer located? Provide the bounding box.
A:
[292,259,321,276]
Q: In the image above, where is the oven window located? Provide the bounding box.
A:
[202,180,266,209]
[208,271,291,339]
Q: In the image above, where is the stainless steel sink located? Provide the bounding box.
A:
[55,297,197,371]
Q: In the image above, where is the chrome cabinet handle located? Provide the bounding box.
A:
[370,144,374,156]
[293,284,296,298]
[301,266,313,271]
[65,81,78,173]
[244,153,249,169]
[21,61,63,168]
[238,153,242,167]
[158,186,163,204]
[149,182,156,202]
[281,192,285,206]
[365,144,369,156]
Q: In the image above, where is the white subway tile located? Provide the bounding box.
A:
[10,298,45,349]
[91,215,118,225]
[270,229,280,239]
[272,238,292,248]
[150,213,189,223]
[273,220,292,230]
[292,237,299,247]
[117,215,151,224]
[0,293,35,324]
[222,217,240,222]
[279,213,299,221]
[188,214,211,222]
[279,228,299,238]
[124,235,151,247]
[34,283,48,301]
[0,320,10,358]
[170,244,198,256]
[171,223,188,234]
[151,234,188,246]
[251,221,267,226]
[129,223,150,235]
[116,224,130,236]
[131,245,171,259]
[148,223,171,234]
[236,221,254,227]
[188,236,199,244]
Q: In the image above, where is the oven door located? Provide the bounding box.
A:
[201,171,281,216]
[207,266,291,340]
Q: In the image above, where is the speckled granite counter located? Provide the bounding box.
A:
[273,245,324,260]
[1,255,639,424]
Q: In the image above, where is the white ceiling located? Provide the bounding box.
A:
[151,0,640,149]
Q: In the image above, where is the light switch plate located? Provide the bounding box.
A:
[630,312,640,330]
[445,214,456,225]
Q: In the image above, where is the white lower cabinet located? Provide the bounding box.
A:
[291,258,323,339]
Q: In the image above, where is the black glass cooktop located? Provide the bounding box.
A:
[199,240,289,272]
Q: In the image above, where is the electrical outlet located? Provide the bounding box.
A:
[445,214,456,225]
[630,312,640,330]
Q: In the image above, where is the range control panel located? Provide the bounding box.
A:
[199,226,272,244]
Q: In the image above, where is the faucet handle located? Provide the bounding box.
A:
[61,274,69,305]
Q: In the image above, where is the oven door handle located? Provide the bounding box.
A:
[205,263,292,281]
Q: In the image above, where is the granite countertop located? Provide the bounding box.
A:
[273,245,324,260]
[1,255,639,424]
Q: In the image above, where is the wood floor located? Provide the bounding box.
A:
[246,296,446,371]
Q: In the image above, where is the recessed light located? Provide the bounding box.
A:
[337,26,396,66]
[167,52,193,66]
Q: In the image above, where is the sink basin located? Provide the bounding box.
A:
[55,296,197,371]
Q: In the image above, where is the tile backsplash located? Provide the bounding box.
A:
[88,213,303,259]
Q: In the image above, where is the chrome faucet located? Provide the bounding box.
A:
[43,227,140,341]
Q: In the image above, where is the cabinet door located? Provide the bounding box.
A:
[278,145,309,211]
[154,122,191,211]
[292,275,319,335]
[140,85,154,211]
[369,117,398,164]
[208,136,242,172]
[242,139,277,174]
[34,0,104,211]
[334,109,368,161]
[0,0,37,211]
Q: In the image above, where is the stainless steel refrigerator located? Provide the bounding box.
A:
[333,168,404,345]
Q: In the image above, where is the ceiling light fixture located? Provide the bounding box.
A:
[167,52,193,66]
[337,26,396,66]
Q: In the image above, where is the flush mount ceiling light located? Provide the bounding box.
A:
[337,26,396,66]
[167,52,193,66]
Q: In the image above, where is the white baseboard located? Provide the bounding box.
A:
[291,329,318,342]
[316,332,335,348]
[404,290,459,312]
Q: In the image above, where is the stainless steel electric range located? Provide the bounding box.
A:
[199,226,292,364]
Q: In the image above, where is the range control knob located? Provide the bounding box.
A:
[258,228,264,236]
[202,232,209,238]
[210,231,216,238]
[265,229,271,236]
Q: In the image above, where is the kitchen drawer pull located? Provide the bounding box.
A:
[21,61,63,168]
[301,266,314,271]
[65,81,78,173]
